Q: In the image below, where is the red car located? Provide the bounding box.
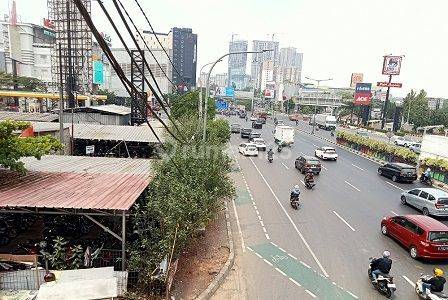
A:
[381,215,448,259]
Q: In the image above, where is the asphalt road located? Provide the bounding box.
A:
[224,114,448,299]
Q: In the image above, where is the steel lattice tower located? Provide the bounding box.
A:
[130,50,147,125]
[48,0,92,98]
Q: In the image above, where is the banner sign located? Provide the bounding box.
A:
[350,73,364,88]
[377,82,402,88]
[354,83,372,105]
[382,56,402,75]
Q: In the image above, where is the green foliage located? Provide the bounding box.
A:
[283,99,295,113]
[337,131,418,164]
[49,236,68,270]
[170,92,215,120]
[0,72,47,92]
[299,105,324,115]
[424,157,448,171]
[129,116,235,290]
[69,245,84,269]
[0,120,63,174]
[97,88,118,105]
[402,89,429,128]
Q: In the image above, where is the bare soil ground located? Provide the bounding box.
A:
[170,206,229,300]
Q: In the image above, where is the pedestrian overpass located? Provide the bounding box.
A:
[294,93,346,108]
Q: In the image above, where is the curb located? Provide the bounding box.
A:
[195,200,235,300]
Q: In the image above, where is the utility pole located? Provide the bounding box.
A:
[381,75,392,129]
[66,1,75,108]
[58,43,64,154]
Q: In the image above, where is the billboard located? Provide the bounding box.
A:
[350,73,364,88]
[354,83,372,105]
[264,82,276,99]
[382,56,402,75]
[225,87,235,97]
[93,61,104,84]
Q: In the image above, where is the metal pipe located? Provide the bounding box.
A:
[58,43,64,154]
[122,210,126,271]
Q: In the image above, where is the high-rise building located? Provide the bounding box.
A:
[251,40,279,90]
[228,40,248,90]
[277,47,303,84]
[260,60,275,91]
[139,27,197,90]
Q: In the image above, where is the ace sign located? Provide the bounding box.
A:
[354,83,372,105]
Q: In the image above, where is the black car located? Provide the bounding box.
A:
[377,163,417,183]
[295,155,322,175]
[252,121,263,129]
[240,128,252,139]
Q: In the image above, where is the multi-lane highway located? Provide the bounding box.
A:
[221,114,447,299]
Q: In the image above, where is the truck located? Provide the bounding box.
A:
[314,114,337,130]
[274,125,295,146]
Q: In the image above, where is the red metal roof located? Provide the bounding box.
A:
[0,156,153,211]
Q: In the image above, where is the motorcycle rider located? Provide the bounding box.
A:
[423,167,432,181]
[290,185,301,200]
[304,170,315,184]
[371,250,392,282]
[422,268,446,297]
[267,148,274,161]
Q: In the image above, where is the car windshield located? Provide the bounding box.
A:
[326,120,337,125]
[308,160,320,165]
[324,149,336,154]
[247,146,257,151]
[429,231,448,242]
[438,198,448,205]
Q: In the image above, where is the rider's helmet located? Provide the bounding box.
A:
[434,268,444,277]
[382,250,391,258]
[294,185,300,190]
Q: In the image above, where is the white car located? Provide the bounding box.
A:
[394,136,412,147]
[277,120,284,126]
[250,115,258,121]
[238,143,259,156]
[249,138,267,151]
[315,146,338,161]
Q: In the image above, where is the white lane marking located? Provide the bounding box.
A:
[232,199,246,253]
[312,143,318,147]
[262,227,267,233]
[249,158,329,277]
[385,181,404,191]
[351,163,365,171]
[255,210,260,215]
[254,205,258,210]
[246,246,254,252]
[265,233,271,240]
[258,215,262,220]
[263,259,273,267]
[255,252,262,259]
[321,165,328,171]
[260,220,264,227]
[403,275,415,287]
[344,180,360,192]
[270,242,279,247]
[305,290,317,298]
[282,162,290,170]
[299,179,306,186]
[390,210,398,216]
[299,261,311,269]
[347,291,359,299]
[288,253,298,260]
[275,267,287,277]
[333,211,356,232]
[289,277,302,287]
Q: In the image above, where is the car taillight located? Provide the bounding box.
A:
[305,164,311,168]
[420,241,430,247]
[435,203,444,209]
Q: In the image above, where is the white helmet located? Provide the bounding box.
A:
[383,250,391,258]
[294,185,300,190]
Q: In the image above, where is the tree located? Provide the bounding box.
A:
[0,120,62,173]
[97,88,119,105]
[0,72,47,92]
[402,89,429,129]
[170,91,215,120]
[283,99,295,113]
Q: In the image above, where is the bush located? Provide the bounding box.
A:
[424,157,448,171]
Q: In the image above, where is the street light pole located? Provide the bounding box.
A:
[203,50,272,141]
[305,76,333,134]
[198,62,216,122]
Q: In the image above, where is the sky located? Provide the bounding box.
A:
[2,0,448,98]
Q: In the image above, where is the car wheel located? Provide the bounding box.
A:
[409,246,418,259]
[400,196,407,205]
[392,175,398,182]
[378,169,383,176]
[301,167,305,174]
[422,207,429,216]
[381,224,388,236]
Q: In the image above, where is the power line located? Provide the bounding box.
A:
[97,0,186,142]
[132,0,184,86]
[72,0,182,145]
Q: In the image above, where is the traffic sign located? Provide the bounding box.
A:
[377,82,402,88]
[86,145,95,155]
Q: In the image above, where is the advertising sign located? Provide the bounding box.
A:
[216,100,228,111]
[43,18,55,29]
[264,83,276,99]
[93,61,104,84]
[382,56,402,75]
[86,145,95,155]
[377,82,402,88]
[225,87,235,97]
[354,83,372,105]
[350,73,364,88]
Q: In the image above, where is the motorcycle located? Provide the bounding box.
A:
[305,179,315,189]
[290,194,300,210]
[330,131,335,137]
[277,146,283,153]
[415,274,448,300]
[368,258,396,298]
[420,175,433,187]
[268,156,273,163]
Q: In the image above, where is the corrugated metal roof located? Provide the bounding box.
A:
[0,111,59,122]
[73,123,164,143]
[0,155,153,211]
[31,121,70,132]
[73,105,131,116]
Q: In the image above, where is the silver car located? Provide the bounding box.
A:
[400,188,448,216]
